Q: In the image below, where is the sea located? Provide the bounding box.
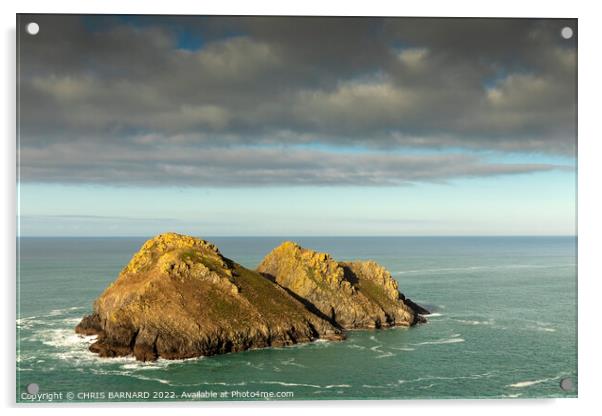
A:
[16,236,577,402]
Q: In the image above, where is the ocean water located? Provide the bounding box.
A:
[16,236,577,402]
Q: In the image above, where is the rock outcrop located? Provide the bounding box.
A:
[76,233,343,361]
[77,233,428,361]
[257,242,428,329]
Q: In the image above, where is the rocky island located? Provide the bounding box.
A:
[76,233,428,361]
[258,241,428,329]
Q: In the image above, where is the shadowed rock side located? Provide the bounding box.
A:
[76,233,343,361]
[257,242,429,329]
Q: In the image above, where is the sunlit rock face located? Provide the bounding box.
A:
[76,233,343,361]
[257,241,428,329]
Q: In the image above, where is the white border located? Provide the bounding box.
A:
[2,1,601,415]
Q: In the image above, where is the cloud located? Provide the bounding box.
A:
[18,143,568,186]
[17,15,577,186]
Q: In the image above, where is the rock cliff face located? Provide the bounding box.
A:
[257,242,428,329]
[76,233,342,361]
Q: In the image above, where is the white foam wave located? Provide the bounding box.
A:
[16,316,45,329]
[32,327,97,349]
[201,381,246,386]
[398,371,497,384]
[245,361,265,370]
[308,338,332,348]
[28,320,206,367]
[47,306,86,316]
[414,337,464,346]
[347,344,366,350]
[121,363,146,370]
[537,327,556,332]
[454,319,494,325]
[424,313,443,317]
[169,380,247,388]
[83,351,199,368]
[523,320,557,333]
[90,368,172,385]
[507,378,554,388]
[258,380,352,390]
[121,362,168,371]
[261,381,321,388]
[132,374,171,384]
[280,358,306,368]
[18,308,86,330]
[55,350,136,365]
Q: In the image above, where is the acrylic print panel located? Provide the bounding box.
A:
[16,14,577,402]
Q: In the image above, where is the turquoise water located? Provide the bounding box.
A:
[16,237,577,402]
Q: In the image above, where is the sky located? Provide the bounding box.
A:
[17,15,577,236]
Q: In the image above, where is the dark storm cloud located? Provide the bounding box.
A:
[17,15,577,185]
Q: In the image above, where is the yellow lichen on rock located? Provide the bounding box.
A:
[341,260,401,302]
[269,241,346,288]
[124,232,224,275]
[257,242,427,329]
